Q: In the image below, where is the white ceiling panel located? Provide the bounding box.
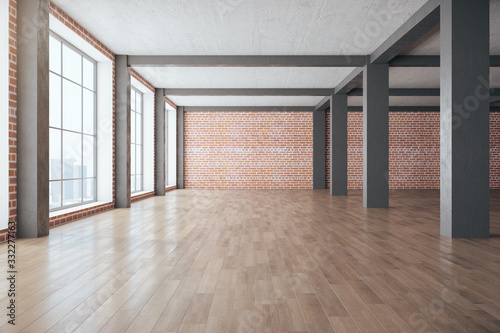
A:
[133,67,356,89]
[389,67,440,88]
[51,0,427,55]
[51,0,500,108]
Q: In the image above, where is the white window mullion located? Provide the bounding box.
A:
[49,32,97,211]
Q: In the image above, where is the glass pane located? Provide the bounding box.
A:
[131,144,136,175]
[82,135,95,178]
[63,79,82,132]
[49,73,62,128]
[63,131,82,179]
[82,58,94,91]
[83,89,95,135]
[136,115,142,145]
[167,108,177,186]
[62,44,82,84]
[136,93,142,114]
[49,36,61,74]
[131,112,136,144]
[63,179,82,206]
[83,178,95,202]
[49,181,62,209]
[165,107,170,185]
[131,89,136,111]
[136,145,142,175]
[136,175,142,192]
[131,175,136,193]
[49,129,62,181]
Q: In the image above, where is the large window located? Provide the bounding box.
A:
[131,87,143,193]
[49,33,96,210]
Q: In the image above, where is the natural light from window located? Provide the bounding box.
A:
[131,87,143,193]
[49,33,97,211]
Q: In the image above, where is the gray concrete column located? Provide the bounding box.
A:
[17,0,50,238]
[115,55,131,208]
[440,0,490,238]
[330,94,348,196]
[363,63,389,208]
[155,89,165,195]
[313,110,326,189]
[177,106,184,189]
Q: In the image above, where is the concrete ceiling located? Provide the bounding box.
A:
[134,67,356,89]
[51,0,500,108]
[51,0,427,55]
[349,96,440,107]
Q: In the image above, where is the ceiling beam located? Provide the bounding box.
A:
[128,55,367,67]
[315,96,331,111]
[334,67,364,95]
[348,106,438,112]
[167,88,499,97]
[183,106,315,112]
[371,0,441,64]
[349,88,500,96]
[128,54,500,68]
[182,106,500,112]
[164,88,332,96]
[389,55,500,67]
[491,96,500,104]
[348,88,440,96]
[492,56,500,67]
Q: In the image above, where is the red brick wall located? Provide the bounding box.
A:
[166,97,177,109]
[388,112,440,189]
[325,111,364,189]
[49,202,114,228]
[184,111,313,189]
[347,112,364,188]
[326,111,500,190]
[131,69,155,92]
[131,191,155,203]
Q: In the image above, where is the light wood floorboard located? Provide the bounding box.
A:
[0,189,499,332]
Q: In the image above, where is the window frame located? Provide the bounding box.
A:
[131,86,144,193]
[49,31,98,212]
[165,105,177,187]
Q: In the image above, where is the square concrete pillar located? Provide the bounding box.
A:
[440,0,490,238]
[115,55,131,208]
[155,89,166,195]
[363,63,389,208]
[330,94,348,196]
[313,110,326,189]
[17,0,50,238]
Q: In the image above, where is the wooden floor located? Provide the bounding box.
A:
[1,190,500,333]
